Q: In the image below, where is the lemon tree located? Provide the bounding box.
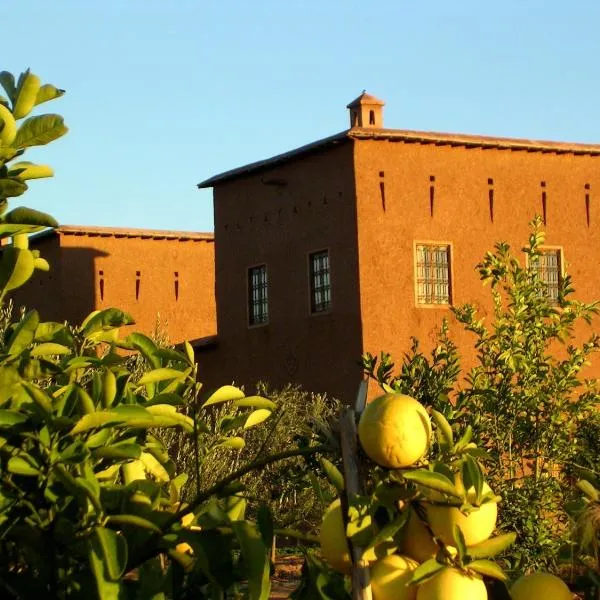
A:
[304,392,516,600]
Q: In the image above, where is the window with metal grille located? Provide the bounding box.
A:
[310,250,331,313]
[415,244,451,305]
[248,264,268,325]
[530,249,562,304]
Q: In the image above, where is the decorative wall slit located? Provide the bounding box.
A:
[174,271,179,301]
[541,181,547,225]
[99,270,104,301]
[429,175,435,217]
[379,171,386,211]
[585,183,591,227]
[488,178,494,223]
[135,271,141,300]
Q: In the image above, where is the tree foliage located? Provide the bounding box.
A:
[365,216,600,575]
[0,68,329,599]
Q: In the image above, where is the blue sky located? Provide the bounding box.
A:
[4,0,600,232]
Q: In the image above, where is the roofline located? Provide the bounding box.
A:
[348,128,600,155]
[183,334,218,351]
[197,127,600,189]
[30,225,214,243]
[197,131,350,188]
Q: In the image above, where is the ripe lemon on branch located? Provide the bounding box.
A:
[510,572,572,600]
[416,567,487,600]
[358,393,432,469]
[370,554,419,600]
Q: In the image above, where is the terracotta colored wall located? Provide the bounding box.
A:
[13,234,216,345]
[353,139,600,387]
[201,143,364,401]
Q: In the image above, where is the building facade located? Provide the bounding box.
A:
[198,93,600,401]
[14,226,216,345]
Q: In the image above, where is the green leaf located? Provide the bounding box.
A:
[153,347,190,365]
[4,206,58,227]
[184,340,194,365]
[467,559,507,581]
[30,342,70,356]
[403,470,464,499]
[7,309,39,355]
[0,409,27,427]
[233,396,277,410]
[34,321,69,343]
[13,70,40,119]
[140,451,170,482]
[144,392,187,407]
[0,71,16,103]
[462,455,484,504]
[0,247,35,291]
[7,455,39,476]
[106,514,162,533]
[216,436,245,450]
[224,495,247,522]
[21,382,52,414]
[577,480,600,502]
[454,425,473,452]
[88,534,123,599]
[318,457,345,493]
[94,527,128,580]
[70,411,122,435]
[125,332,160,368]
[0,178,27,199]
[81,308,134,336]
[364,509,408,552]
[13,114,68,148]
[92,443,142,460]
[432,409,454,448]
[202,385,245,407]
[102,368,117,408]
[35,83,65,107]
[244,408,272,428]
[138,368,187,385]
[410,558,445,585]
[467,533,517,559]
[232,521,271,600]
[453,524,468,561]
[75,476,102,513]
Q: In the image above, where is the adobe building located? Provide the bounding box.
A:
[197,92,600,402]
[13,225,216,345]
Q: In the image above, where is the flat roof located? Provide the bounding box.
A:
[31,225,214,242]
[198,127,600,189]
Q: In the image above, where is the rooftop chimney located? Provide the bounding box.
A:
[347,91,385,129]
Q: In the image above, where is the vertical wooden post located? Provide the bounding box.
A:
[339,380,372,600]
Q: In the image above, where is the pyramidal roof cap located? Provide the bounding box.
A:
[346,91,385,108]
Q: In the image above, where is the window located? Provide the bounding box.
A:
[530,249,562,304]
[248,264,268,326]
[415,244,451,305]
[310,250,331,313]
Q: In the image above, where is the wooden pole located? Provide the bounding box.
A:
[339,380,372,600]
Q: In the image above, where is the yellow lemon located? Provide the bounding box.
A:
[510,572,571,600]
[358,394,432,469]
[416,567,487,600]
[319,499,393,574]
[425,484,498,546]
[176,542,193,554]
[370,554,418,600]
[401,507,439,562]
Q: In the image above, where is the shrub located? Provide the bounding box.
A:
[364,216,600,574]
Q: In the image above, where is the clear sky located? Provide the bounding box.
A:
[4,0,600,232]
